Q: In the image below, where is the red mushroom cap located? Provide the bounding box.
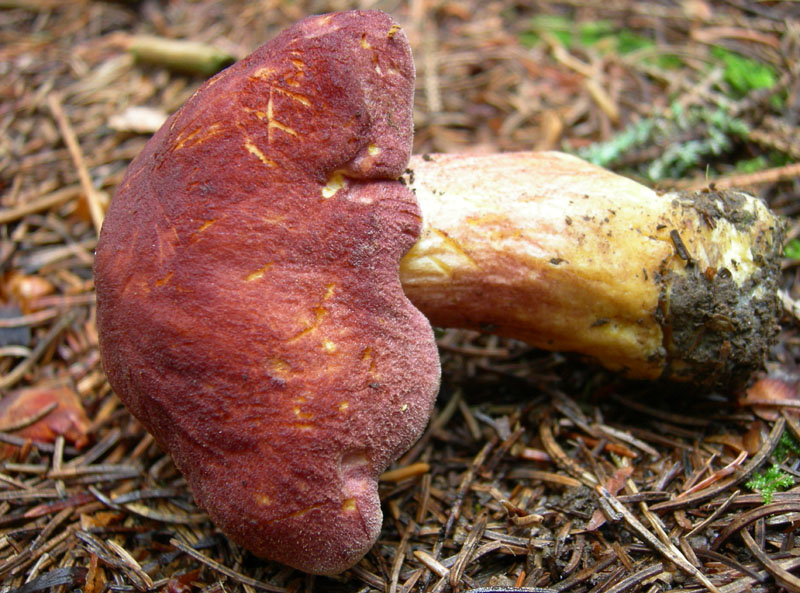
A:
[95,10,440,574]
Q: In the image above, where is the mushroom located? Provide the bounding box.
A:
[94,9,783,575]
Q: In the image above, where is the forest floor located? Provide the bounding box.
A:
[1,1,800,592]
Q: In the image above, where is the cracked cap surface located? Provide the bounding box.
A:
[95,10,440,574]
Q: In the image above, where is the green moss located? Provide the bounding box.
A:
[735,155,769,174]
[520,17,680,69]
[746,464,795,504]
[577,20,616,47]
[746,432,800,504]
[711,46,777,96]
[774,430,800,460]
[519,15,573,47]
[784,239,800,261]
[576,103,750,181]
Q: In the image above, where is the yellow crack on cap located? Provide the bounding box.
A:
[245,262,273,281]
[244,140,277,167]
[322,172,346,199]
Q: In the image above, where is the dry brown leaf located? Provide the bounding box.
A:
[0,381,91,457]
[740,378,799,421]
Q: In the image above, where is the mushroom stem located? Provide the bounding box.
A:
[399,151,784,387]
